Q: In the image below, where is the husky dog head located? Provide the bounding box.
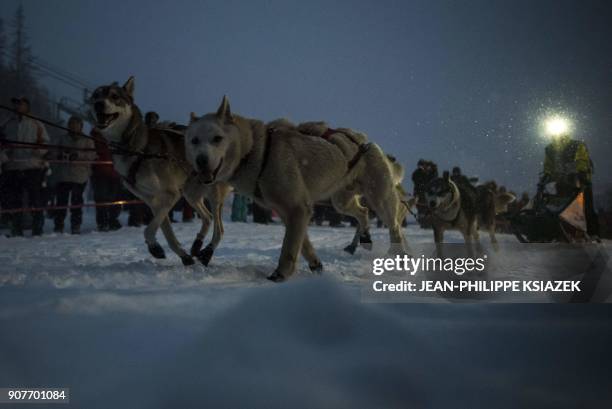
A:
[89,77,135,140]
[424,171,455,210]
[186,96,244,184]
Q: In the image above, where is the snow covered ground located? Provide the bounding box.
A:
[1,209,611,408]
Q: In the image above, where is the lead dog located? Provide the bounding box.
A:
[186,96,410,282]
[191,117,409,264]
[424,171,516,252]
[89,77,230,265]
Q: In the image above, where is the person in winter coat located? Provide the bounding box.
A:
[542,132,600,239]
[1,97,49,237]
[53,116,96,234]
[0,147,7,174]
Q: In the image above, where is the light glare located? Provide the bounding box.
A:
[545,116,570,136]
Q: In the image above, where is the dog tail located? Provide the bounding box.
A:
[494,192,516,214]
[335,127,368,145]
[386,155,405,186]
[297,121,329,136]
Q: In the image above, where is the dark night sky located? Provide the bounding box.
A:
[2,0,611,195]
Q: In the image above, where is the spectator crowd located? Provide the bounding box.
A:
[0,97,163,237]
[2,97,611,239]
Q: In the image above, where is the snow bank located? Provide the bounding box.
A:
[1,277,611,408]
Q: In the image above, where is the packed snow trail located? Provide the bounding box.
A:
[1,213,611,408]
[0,211,523,289]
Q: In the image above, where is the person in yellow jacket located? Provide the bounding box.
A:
[542,133,600,239]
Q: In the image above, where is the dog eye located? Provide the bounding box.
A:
[212,135,223,144]
[191,137,200,145]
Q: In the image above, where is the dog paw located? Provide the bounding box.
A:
[197,245,214,266]
[190,238,204,257]
[360,242,373,251]
[181,255,195,266]
[359,232,373,250]
[309,261,323,274]
[343,244,357,255]
[267,270,286,283]
[148,243,166,259]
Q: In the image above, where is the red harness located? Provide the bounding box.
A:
[320,128,338,140]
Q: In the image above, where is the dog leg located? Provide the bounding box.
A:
[351,197,372,251]
[331,191,371,254]
[145,193,189,263]
[268,205,310,282]
[301,233,323,274]
[197,184,230,266]
[488,224,500,252]
[160,217,194,265]
[183,184,213,257]
[143,198,168,259]
[189,201,212,257]
[434,225,444,258]
[359,230,373,250]
[461,228,475,258]
[359,149,410,256]
[148,242,166,259]
[472,223,485,254]
[194,202,213,257]
[371,198,408,256]
[210,185,229,254]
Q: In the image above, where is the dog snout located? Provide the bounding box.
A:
[429,200,437,208]
[196,154,208,172]
[94,101,105,113]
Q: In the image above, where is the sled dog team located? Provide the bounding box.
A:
[89,77,515,282]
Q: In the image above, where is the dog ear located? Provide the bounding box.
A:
[123,76,135,97]
[494,192,516,213]
[497,192,516,204]
[216,95,233,124]
[189,112,199,124]
[443,170,450,181]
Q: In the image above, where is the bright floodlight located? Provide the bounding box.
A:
[545,116,570,137]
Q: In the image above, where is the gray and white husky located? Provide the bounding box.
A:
[186,96,411,282]
[89,77,229,265]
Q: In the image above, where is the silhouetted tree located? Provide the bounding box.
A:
[10,3,35,96]
[0,3,53,121]
[0,16,11,124]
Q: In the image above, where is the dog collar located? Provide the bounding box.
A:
[320,128,338,140]
[233,125,274,200]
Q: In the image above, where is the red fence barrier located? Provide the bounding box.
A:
[1,141,99,152]
[7,159,113,165]
[0,200,144,215]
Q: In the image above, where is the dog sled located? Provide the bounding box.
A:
[507,181,589,243]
